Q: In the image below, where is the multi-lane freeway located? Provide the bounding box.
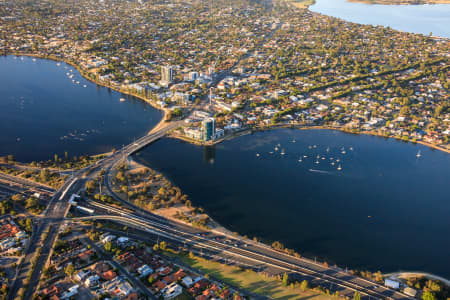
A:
[71,199,414,300]
[0,172,55,195]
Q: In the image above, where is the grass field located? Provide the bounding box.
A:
[286,0,316,8]
[166,252,334,300]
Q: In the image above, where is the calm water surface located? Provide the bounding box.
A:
[310,0,450,38]
[135,129,450,277]
[0,56,162,162]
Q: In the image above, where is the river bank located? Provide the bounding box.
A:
[120,158,237,238]
[170,124,450,155]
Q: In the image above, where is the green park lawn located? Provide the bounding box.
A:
[166,252,334,300]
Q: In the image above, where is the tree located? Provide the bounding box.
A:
[104,241,112,252]
[11,194,23,203]
[40,169,50,182]
[85,180,96,192]
[353,291,361,300]
[159,241,167,251]
[300,280,309,292]
[282,272,289,286]
[25,197,38,209]
[25,218,33,232]
[65,263,75,277]
[422,291,436,300]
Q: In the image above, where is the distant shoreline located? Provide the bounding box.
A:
[285,0,450,10]
[347,0,450,5]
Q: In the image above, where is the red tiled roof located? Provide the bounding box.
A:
[152,280,166,291]
[0,224,19,240]
[173,269,186,281]
[159,267,171,276]
[162,275,174,285]
[102,270,117,281]
[220,289,231,298]
[43,285,59,296]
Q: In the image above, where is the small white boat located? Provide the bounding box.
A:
[337,164,342,171]
[336,159,340,162]
[120,98,126,102]
[303,155,308,158]
[313,145,317,148]
[315,160,320,164]
[32,58,36,61]
[256,153,260,157]
[269,151,273,154]
[280,149,285,155]
[83,85,87,88]
[298,159,302,163]
[416,150,421,158]
[274,146,279,151]
[292,139,296,143]
[308,146,312,149]
[326,146,330,153]
[57,63,61,66]
[349,146,354,151]
[341,147,346,154]
[331,162,335,166]
[76,81,80,84]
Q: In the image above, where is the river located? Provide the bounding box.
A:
[135,129,450,278]
[0,56,162,162]
[309,0,450,38]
